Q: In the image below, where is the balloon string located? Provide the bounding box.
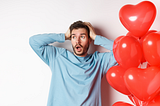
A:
[130,97,136,105]
[138,100,148,106]
[129,95,149,106]
[138,62,148,69]
[129,95,139,106]
[142,101,148,106]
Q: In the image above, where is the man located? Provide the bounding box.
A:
[29,21,117,106]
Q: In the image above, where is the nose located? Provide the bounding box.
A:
[76,37,80,43]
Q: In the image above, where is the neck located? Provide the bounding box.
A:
[74,53,88,57]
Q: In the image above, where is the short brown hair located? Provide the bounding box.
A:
[69,21,90,38]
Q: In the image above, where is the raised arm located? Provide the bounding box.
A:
[84,22,97,40]
[84,22,118,74]
[65,29,71,40]
[29,33,65,65]
[84,22,113,51]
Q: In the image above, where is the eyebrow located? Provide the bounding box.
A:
[80,33,87,35]
[71,33,87,37]
[71,34,75,36]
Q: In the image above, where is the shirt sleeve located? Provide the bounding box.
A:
[94,35,114,51]
[29,33,65,66]
[94,35,118,75]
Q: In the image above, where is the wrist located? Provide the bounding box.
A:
[65,34,70,40]
[91,34,96,40]
[65,29,71,40]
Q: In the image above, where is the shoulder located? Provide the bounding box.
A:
[92,51,113,60]
[46,45,68,57]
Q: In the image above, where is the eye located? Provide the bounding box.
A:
[72,36,76,39]
[81,36,85,39]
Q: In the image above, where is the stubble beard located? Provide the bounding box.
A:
[72,43,90,57]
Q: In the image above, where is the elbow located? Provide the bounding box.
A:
[29,35,39,47]
[29,36,35,46]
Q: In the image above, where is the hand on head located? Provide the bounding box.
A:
[83,22,96,40]
[65,29,71,40]
[65,21,97,40]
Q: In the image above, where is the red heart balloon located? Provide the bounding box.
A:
[112,101,134,106]
[113,36,124,50]
[127,30,157,63]
[143,32,160,66]
[113,36,142,69]
[119,1,156,37]
[106,66,130,95]
[126,32,139,40]
[148,95,160,106]
[139,30,157,44]
[124,66,160,101]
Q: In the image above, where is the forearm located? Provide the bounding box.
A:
[29,33,65,48]
[94,35,114,51]
[29,33,65,65]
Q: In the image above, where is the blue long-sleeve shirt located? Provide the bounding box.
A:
[29,33,117,106]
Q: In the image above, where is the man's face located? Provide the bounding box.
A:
[71,28,91,57]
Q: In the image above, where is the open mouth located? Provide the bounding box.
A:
[75,45,82,52]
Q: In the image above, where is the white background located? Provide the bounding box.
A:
[0,0,159,106]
